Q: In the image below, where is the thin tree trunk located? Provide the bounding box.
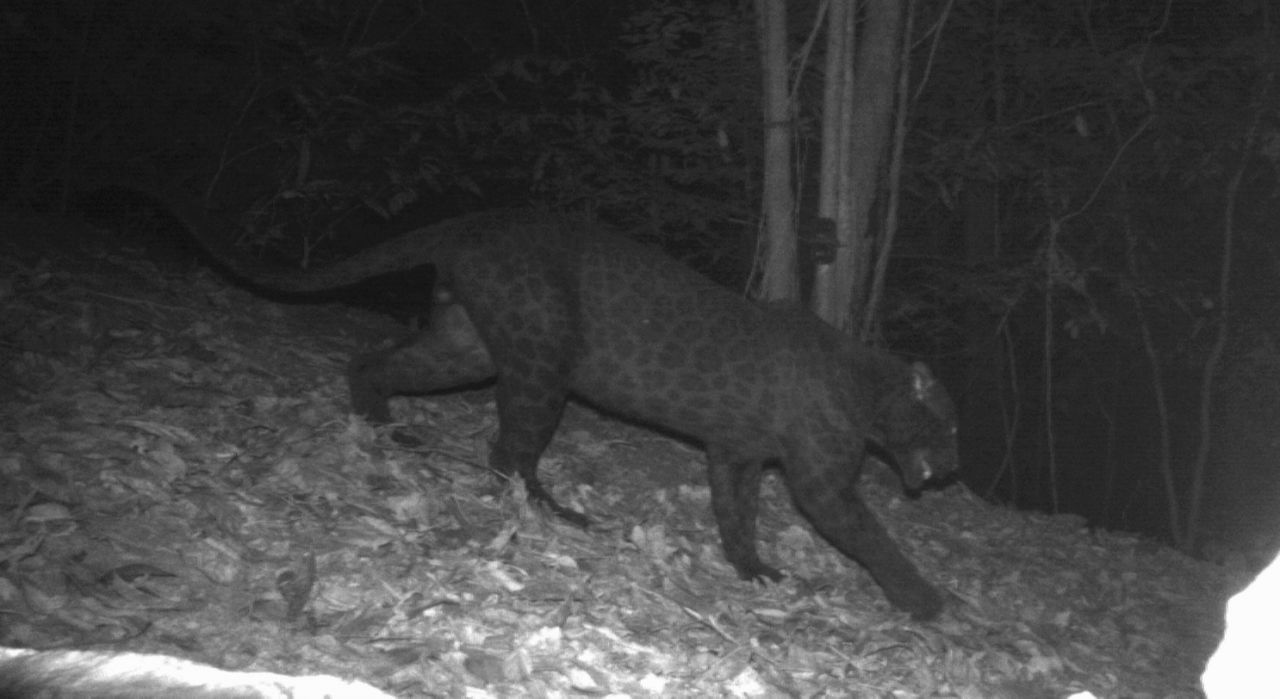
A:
[752,0,797,301]
[814,0,857,329]
[813,0,905,332]
[1185,117,1254,552]
[1123,213,1178,545]
[861,0,914,340]
[816,0,850,281]
[1042,217,1061,514]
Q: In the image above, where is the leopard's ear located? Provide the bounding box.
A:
[910,362,936,396]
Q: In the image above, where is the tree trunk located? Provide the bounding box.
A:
[813,0,905,332]
[1185,118,1251,553]
[752,0,797,301]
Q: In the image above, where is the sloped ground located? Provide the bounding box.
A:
[0,208,1237,697]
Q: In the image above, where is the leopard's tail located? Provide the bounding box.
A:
[104,179,509,294]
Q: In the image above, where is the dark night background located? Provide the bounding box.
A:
[3,0,1278,564]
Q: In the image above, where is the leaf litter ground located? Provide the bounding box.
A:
[0,209,1239,697]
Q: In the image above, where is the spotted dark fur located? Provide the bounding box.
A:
[188,208,959,620]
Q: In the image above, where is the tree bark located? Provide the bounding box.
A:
[1185,117,1251,552]
[753,0,797,301]
[813,0,905,332]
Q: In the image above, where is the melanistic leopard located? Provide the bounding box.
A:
[180,206,959,619]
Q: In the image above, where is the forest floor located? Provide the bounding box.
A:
[0,207,1240,698]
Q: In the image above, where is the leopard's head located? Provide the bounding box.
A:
[876,362,959,490]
